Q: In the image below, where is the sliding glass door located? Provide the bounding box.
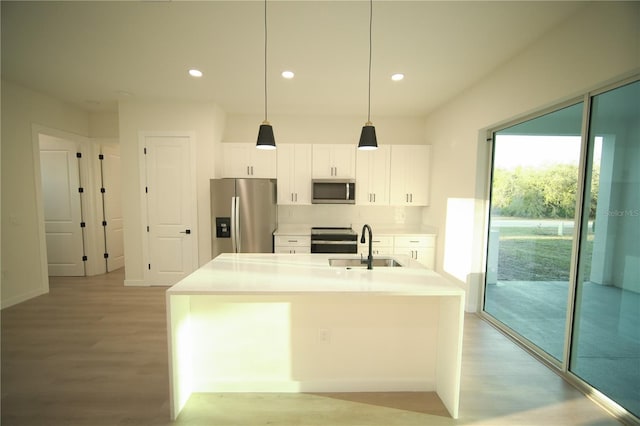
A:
[484,78,639,419]
[570,80,639,418]
[485,102,584,361]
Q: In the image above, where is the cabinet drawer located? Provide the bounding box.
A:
[274,235,311,247]
[359,246,393,256]
[275,246,311,254]
[358,235,394,248]
[394,235,435,247]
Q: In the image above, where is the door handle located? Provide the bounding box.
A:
[180,229,191,234]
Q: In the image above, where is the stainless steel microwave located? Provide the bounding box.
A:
[312,180,355,204]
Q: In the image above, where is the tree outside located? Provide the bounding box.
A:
[491,164,598,282]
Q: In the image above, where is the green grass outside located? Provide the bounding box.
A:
[495,226,593,281]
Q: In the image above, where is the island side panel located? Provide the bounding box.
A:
[189,295,295,392]
[167,293,193,420]
[435,294,465,419]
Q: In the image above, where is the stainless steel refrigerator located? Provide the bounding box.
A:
[210,178,277,258]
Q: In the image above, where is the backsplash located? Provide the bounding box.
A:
[277,205,424,229]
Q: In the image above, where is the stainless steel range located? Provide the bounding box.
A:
[310,227,358,254]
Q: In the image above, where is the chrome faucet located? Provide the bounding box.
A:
[360,224,373,270]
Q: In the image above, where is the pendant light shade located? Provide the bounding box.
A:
[358,0,378,151]
[256,0,276,150]
[358,121,378,150]
[257,120,276,150]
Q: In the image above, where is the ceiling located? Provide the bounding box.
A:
[1,1,587,117]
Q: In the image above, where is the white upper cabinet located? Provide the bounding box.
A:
[222,143,276,178]
[312,144,356,179]
[276,144,312,205]
[356,145,390,205]
[389,145,431,206]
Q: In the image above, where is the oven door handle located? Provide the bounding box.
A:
[311,240,358,245]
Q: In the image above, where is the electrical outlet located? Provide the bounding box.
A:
[318,328,331,343]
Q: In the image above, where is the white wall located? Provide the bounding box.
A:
[118,101,226,285]
[1,80,90,308]
[421,2,640,311]
[89,111,119,139]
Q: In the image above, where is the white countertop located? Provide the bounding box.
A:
[273,224,312,235]
[167,253,463,296]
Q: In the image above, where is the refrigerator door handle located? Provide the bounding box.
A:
[231,197,238,253]
[234,196,241,253]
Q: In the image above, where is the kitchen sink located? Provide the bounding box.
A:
[328,257,403,268]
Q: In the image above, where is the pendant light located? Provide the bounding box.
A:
[256,0,276,150]
[358,0,378,150]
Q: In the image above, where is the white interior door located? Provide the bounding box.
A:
[101,144,124,271]
[39,135,85,276]
[143,135,197,285]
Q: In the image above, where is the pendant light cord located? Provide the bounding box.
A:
[264,0,268,122]
[367,0,372,124]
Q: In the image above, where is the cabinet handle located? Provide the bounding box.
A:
[373,193,376,202]
[288,240,298,243]
[247,166,250,175]
[251,166,254,175]
[295,193,298,202]
[410,193,413,203]
[406,194,409,203]
[291,193,294,202]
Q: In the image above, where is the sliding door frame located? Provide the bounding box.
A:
[480,74,640,425]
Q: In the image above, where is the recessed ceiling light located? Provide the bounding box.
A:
[391,73,405,81]
[281,70,295,79]
[189,69,203,78]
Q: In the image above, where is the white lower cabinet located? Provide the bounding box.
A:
[393,235,435,269]
[359,233,436,269]
[274,235,311,254]
[358,235,394,257]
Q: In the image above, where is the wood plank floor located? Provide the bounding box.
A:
[1,269,622,425]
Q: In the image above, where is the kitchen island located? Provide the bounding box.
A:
[166,253,465,419]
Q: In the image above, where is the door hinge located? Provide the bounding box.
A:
[76,152,82,158]
[82,255,88,261]
[104,253,109,259]
[102,220,107,227]
[145,186,148,193]
[100,187,106,193]
[146,226,150,232]
[98,154,104,160]
[78,187,84,193]
[80,222,86,228]
[148,264,151,270]
[144,147,147,155]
